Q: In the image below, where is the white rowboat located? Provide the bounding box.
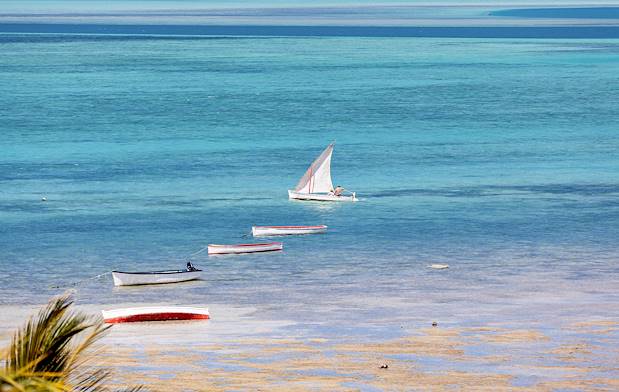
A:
[112,269,201,286]
[208,242,283,254]
[102,306,209,323]
[429,264,449,270]
[288,143,357,202]
[252,225,327,236]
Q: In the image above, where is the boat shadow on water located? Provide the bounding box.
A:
[111,278,206,292]
[208,250,284,258]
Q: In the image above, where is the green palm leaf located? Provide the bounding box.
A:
[1,294,143,392]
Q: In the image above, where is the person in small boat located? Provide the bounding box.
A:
[332,185,344,196]
[186,262,197,271]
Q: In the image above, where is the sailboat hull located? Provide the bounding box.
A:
[288,190,357,202]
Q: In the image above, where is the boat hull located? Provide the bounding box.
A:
[208,242,283,254]
[102,306,209,323]
[252,225,327,236]
[112,270,202,286]
[288,190,357,202]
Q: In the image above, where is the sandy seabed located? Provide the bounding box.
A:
[98,320,619,391]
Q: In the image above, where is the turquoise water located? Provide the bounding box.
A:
[4,0,608,13]
[492,7,619,18]
[1,24,619,349]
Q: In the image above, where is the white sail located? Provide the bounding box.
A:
[294,143,334,194]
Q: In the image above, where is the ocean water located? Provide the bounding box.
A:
[4,24,619,38]
[1,11,619,347]
[491,6,619,19]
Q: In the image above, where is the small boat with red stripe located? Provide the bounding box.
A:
[102,306,209,323]
[208,242,283,255]
[252,225,327,236]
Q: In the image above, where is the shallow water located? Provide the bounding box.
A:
[1,5,618,352]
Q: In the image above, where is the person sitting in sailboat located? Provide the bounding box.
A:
[332,185,344,196]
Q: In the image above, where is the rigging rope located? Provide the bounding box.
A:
[186,244,209,259]
[50,270,112,289]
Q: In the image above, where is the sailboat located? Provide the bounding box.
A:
[288,143,357,202]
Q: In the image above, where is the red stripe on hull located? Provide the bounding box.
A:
[104,312,210,324]
[210,242,281,247]
[235,242,281,247]
[209,248,282,255]
[255,226,326,229]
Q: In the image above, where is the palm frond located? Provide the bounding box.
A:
[5,294,106,378]
[0,369,68,391]
[0,294,142,392]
